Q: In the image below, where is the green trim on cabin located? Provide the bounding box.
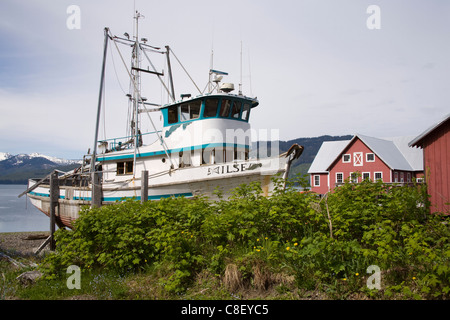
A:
[96,142,250,162]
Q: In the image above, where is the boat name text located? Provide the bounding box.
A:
[207,162,262,176]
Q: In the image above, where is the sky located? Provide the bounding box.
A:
[0,0,449,159]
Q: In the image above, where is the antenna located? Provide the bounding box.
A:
[248,49,253,97]
[239,41,243,95]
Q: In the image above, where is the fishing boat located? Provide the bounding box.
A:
[22,12,303,229]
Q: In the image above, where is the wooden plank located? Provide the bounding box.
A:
[141,170,148,203]
[91,172,102,208]
[34,236,51,255]
[49,171,59,251]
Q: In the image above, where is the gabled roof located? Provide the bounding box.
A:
[409,113,450,148]
[307,140,350,173]
[308,134,423,174]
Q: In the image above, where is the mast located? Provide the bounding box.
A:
[91,27,109,174]
[132,11,143,175]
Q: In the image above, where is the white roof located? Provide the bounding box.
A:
[308,134,423,174]
[358,134,422,171]
[307,140,350,173]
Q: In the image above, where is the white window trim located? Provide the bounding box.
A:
[336,172,344,184]
[374,171,383,181]
[342,153,352,163]
[350,172,359,183]
[353,152,363,166]
[366,153,375,162]
[313,175,320,187]
[342,154,351,163]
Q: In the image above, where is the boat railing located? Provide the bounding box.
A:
[98,130,162,153]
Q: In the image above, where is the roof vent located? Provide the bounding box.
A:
[220,83,235,93]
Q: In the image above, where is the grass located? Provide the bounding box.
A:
[1,254,310,300]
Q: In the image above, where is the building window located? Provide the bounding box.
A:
[353,152,363,166]
[342,154,351,163]
[336,172,344,184]
[394,172,398,182]
[117,161,133,175]
[366,153,375,162]
[363,172,370,180]
[350,172,358,183]
[407,173,411,182]
[374,172,383,181]
[400,172,404,182]
[314,175,320,187]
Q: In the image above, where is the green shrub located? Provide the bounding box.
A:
[39,176,450,299]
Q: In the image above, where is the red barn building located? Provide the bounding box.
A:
[308,134,423,195]
[409,114,450,214]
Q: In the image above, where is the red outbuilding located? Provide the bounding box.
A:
[409,114,450,214]
[308,134,423,195]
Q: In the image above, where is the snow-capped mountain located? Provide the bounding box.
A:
[0,152,11,161]
[21,153,80,165]
[0,152,81,184]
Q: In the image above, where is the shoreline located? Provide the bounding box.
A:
[0,231,51,256]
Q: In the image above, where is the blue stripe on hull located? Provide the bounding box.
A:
[29,191,193,202]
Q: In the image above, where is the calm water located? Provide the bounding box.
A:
[0,184,50,233]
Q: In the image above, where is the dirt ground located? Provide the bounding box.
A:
[0,231,50,257]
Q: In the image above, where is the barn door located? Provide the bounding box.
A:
[353,152,363,166]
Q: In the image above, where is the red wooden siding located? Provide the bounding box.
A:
[328,138,391,190]
[421,123,450,213]
[310,173,329,194]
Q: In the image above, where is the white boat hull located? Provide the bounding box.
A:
[27,157,286,228]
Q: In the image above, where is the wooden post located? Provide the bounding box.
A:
[141,170,148,203]
[91,171,102,208]
[49,171,59,251]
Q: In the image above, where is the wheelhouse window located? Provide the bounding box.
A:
[241,103,250,121]
[203,98,219,118]
[180,100,201,121]
[231,101,242,118]
[167,106,178,124]
[117,161,133,175]
[220,100,231,118]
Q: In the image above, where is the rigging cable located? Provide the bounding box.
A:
[169,47,202,95]
[108,41,128,96]
[108,30,174,169]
